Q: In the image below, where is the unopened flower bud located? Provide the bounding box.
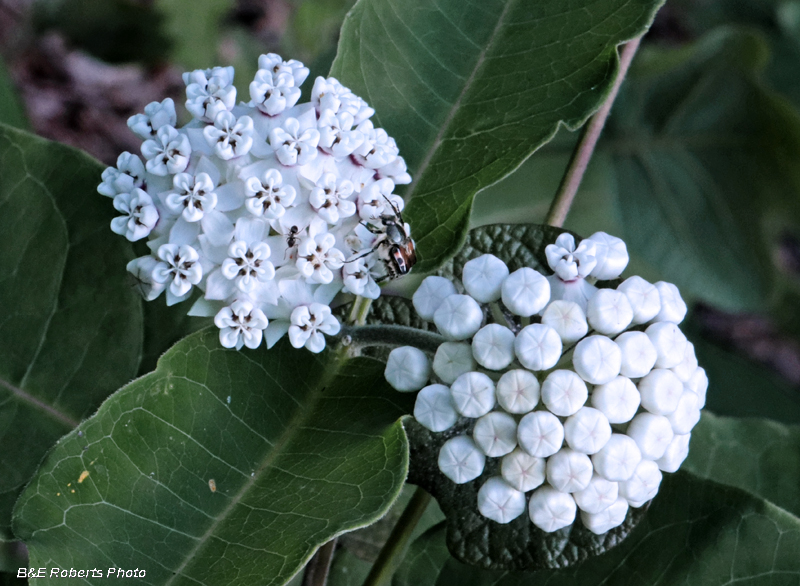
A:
[528,485,577,532]
[638,369,683,415]
[515,324,562,371]
[517,410,564,458]
[546,448,594,493]
[384,346,431,392]
[656,433,691,472]
[433,342,476,384]
[414,384,458,432]
[573,474,618,514]
[591,376,640,424]
[450,371,496,417]
[564,407,612,454]
[667,391,701,435]
[646,322,688,369]
[573,335,622,385]
[541,370,588,416]
[580,496,629,534]
[541,300,588,344]
[501,267,550,316]
[617,276,661,324]
[653,281,687,324]
[686,367,708,408]
[615,331,657,379]
[592,433,642,481]
[438,435,486,484]
[413,276,458,320]
[501,449,546,492]
[626,413,674,460]
[618,459,662,506]
[477,477,527,523]
[587,232,629,280]
[586,289,633,335]
[671,342,698,382]
[473,411,518,457]
[495,369,540,414]
[472,324,516,370]
[434,294,483,340]
[462,254,509,303]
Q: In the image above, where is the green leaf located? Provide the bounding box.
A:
[473,29,800,313]
[393,524,450,586]
[156,0,234,69]
[398,472,800,585]
[685,411,800,517]
[0,124,142,539]
[13,330,414,586]
[0,59,27,130]
[330,0,664,272]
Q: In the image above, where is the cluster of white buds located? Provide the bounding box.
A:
[99,55,414,352]
[385,232,706,534]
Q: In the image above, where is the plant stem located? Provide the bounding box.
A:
[362,487,432,586]
[544,36,642,228]
[339,325,446,354]
[301,538,337,586]
[348,295,373,326]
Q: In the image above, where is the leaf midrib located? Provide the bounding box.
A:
[0,377,78,428]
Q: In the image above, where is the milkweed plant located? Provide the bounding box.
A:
[4,1,799,585]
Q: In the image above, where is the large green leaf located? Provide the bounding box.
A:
[13,329,414,586]
[685,411,800,517]
[471,29,800,313]
[156,0,234,69]
[330,0,664,272]
[0,124,142,539]
[397,472,800,586]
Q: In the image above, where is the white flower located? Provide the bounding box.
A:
[477,477,526,524]
[433,295,483,341]
[517,411,564,458]
[615,331,657,378]
[573,474,619,514]
[572,335,622,385]
[128,98,177,140]
[545,233,597,281]
[514,324,562,371]
[152,243,203,300]
[450,371,495,418]
[501,268,550,316]
[311,76,373,122]
[563,407,612,455]
[414,384,458,432]
[214,300,269,350]
[541,370,588,417]
[495,369,540,414]
[580,497,629,535]
[473,411,518,457]
[385,346,432,392]
[462,254,509,303]
[141,126,191,176]
[164,172,218,222]
[438,436,485,484]
[638,369,684,416]
[258,53,309,86]
[413,276,457,321]
[656,433,691,473]
[98,152,146,196]
[288,302,341,353]
[183,66,237,122]
[221,240,275,293]
[358,178,404,221]
[432,342,476,384]
[646,322,688,368]
[591,434,642,482]
[471,324,516,371]
[626,413,674,460]
[342,255,381,299]
[547,274,597,312]
[587,232,629,280]
[528,486,576,532]
[591,376,640,424]
[243,169,297,219]
[668,391,701,434]
[619,460,662,507]
[250,68,301,117]
[501,449,546,492]
[203,111,254,160]
[546,448,593,493]
[377,155,412,185]
[654,281,687,324]
[296,232,345,284]
[586,289,634,335]
[269,117,320,166]
[127,256,167,301]
[618,276,661,324]
[317,110,364,157]
[308,173,357,224]
[110,188,158,241]
[353,120,399,169]
[541,300,588,344]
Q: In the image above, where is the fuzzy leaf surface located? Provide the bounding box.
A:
[0,124,142,538]
[13,330,414,586]
[331,0,664,272]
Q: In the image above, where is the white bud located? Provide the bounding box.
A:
[573,335,622,385]
[473,411,518,457]
[667,391,701,435]
[477,477,527,524]
[541,370,588,416]
[541,300,588,344]
[413,276,458,320]
[385,346,431,392]
[501,267,550,316]
[528,486,577,532]
[592,434,642,481]
[438,435,486,484]
[619,459,662,506]
[617,276,661,325]
[546,448,594,493]
[580,496,628,535]
[564,407,612,454]
[573,474,619,514]
[548,274,597,312]
[591,376,640,424]
[495,369,540,414]
[686,367,708,408]
[517,410,564,458]
[587,232,629,280]
[626,413,674,460]
[450,371,495,417]
[671,342,698,382]
[586,289,633,335]
[501,448,546,492]
[656,432,691,472]
[653,281,687,324]
[472,324,516,370]
[433,342,476,384]
[514,324,562,371]
[615,331,657,379]
[462,254,509,303]
[646,322,688,368]
[638,369,683,415]
[414,384,458,432]
[433,294,484,341]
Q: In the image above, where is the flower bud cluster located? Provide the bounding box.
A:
[385,232,705,534]
[99,55,413,352]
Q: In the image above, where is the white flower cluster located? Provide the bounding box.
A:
[99,55,414,353]
[385,232,706,535]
